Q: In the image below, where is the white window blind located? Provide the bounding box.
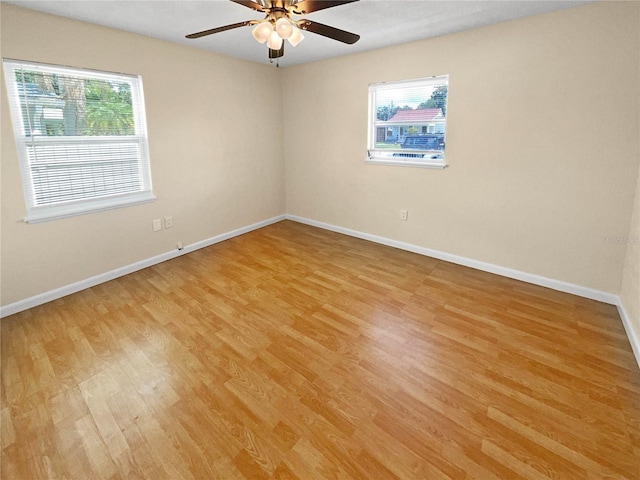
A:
[3,59,154,223]
[367,75,449,169]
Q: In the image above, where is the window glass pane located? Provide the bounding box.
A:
[27,140,143,205]
[368,75,448,168]
[15,69,134,137]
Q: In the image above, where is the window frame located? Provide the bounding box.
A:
[3,59,155,223]
[367,75,449,169]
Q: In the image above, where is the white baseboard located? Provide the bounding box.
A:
[286,214,618,304]
[0,215,286,318]
[616,301,640,370]
[286,214,640,369]
[3,212,639,370]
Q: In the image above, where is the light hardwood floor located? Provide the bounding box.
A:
[1,220,639,479]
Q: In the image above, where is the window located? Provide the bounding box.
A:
[367,75,449,168]
[3,59,154,223]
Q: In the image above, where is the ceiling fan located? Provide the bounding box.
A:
[186,0,360,64]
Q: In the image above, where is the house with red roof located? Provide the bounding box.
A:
[377,108,445,143]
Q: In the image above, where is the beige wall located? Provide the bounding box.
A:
[621,164,640,345]
[283,1,640,295]
[0,4,285,306]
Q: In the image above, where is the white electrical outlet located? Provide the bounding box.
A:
[400,210,408,221]
[165,216,173,229]
[152,218,162,231]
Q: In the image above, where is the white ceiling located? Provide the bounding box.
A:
[5,0,594,67]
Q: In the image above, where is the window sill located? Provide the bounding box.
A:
[24,191,156,224]
[366,158,447,169]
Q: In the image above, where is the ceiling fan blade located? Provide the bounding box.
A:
[297,19,360,44]
[290,0,358,15]
[230,0,266,12]
[186,21,255,39]
[269,44,285,58]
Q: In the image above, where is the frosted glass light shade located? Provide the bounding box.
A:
[252,22,274,44]
[287,26,304,47]
[267,30,283,50]
[275,17,293,39]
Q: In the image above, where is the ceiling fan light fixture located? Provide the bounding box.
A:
[186,0,360,62]
[251,21,273,44]
[287,25,304,47]
[267,30,284,50]
[275,17,293,39]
